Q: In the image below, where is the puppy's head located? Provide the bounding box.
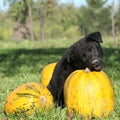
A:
[82,32,104,71]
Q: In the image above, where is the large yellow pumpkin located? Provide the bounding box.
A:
[4,82,54,115]
[41,62,57,86]
[64,69,114,119]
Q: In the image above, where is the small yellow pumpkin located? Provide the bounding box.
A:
[4,82,54,115]
[41,62,57,86]
[64,69,114,119]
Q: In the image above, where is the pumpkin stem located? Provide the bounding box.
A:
[40,96,46,103]
[85,67,91,73]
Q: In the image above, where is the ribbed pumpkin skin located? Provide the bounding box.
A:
[64,70,114,119]
[41,62,57,86]
[4,82,54,115]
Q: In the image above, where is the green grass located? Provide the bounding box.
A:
[0,38,120,120]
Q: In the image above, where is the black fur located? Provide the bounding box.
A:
[47,31,104,107]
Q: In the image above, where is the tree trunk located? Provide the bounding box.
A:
[11,0,35,41]
[26,0,35,41]
[39,2,45,41]
[110,0,116,42]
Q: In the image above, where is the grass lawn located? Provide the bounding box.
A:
[0,39,120,120]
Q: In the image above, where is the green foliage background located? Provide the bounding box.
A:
[0,0,120,42]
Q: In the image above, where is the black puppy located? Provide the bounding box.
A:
[47,31,104,107]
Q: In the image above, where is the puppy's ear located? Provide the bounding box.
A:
[86,31,103,43]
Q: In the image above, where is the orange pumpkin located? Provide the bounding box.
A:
[41,62,57,86]
[4,82,54,115]
[64,68,114,119]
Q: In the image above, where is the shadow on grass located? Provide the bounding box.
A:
[0,47,120,76]
[104,47,120,69]
[0,48,66,76]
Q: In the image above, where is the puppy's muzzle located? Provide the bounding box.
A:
[92,59,102,71]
